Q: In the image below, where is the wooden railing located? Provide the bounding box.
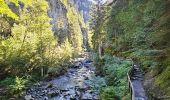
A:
[127,59,147,100]
[127,71,135,100]
[127,59,135,100]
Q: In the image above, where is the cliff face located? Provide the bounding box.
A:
[47,0,92,32]
[74,0,92,23]
[48,0,68,32]
[47,0,92,49]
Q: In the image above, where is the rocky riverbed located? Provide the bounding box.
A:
[24,56,106,100]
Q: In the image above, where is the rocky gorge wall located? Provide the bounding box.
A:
[47,0,91,49]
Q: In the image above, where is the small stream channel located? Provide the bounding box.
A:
[24,54,106,100]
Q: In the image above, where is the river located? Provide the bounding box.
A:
[24,53,106,100]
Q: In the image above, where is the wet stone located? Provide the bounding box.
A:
[79,85,90,91]
[43,96,48,100]
[93,94,100,100]
[23,56,105,100]
[48,91,59,97]
[81,92,93,100]
[84,76,89,80]
[25,95,33,100]
[70,95,76,100]
[47,83,53,88]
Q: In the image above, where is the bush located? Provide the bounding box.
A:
[103,55,131,85]
[0,76,28,97]
[92,53,105,75]
[84,75,106,93]
[9,76,27,95]
[100,86,120,100]
[0,77,15,86]
[101,55,131,97]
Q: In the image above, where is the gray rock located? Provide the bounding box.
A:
[75,91,80,96]
[58,95,65,100]
[25,95,34,100]
[70,94,76,100]
[81,93,93,100]
[47,83,53,88]
[42,90,48,94]
[84,76,89,80]
[62,91,69,96]
[74,61,82,67]
[48,90,59,97]
[79,85,90,91]
[68,89,76,95]
[23,58,105,100]
[43,96,48,100]
[93,95,100,100]
[87,90,93,94]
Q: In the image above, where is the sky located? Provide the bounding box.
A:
[88,0,107,4]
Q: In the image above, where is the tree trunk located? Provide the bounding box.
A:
[41,67,43,77]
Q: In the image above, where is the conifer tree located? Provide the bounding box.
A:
[67,6,83,55]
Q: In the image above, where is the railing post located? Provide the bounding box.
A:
[127,59,134,100]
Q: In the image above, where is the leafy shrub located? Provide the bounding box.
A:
[93,54,131,98]
[9,76,27,95]
[103,55,131,85]
[92,53,105,75]
[0,77,15,86]
[0,76,28,96]
[85,75,106,93]
[102,55,131,97]
[100,86,120,100]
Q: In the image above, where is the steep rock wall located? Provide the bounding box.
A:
[47,0,91,49]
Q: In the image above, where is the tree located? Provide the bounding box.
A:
[0,0,56,77]
[90,1,107,57]
[0,0,32,19]
[67,6,83,55]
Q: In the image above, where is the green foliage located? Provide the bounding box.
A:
[0,0,32,19]
[47,40,73,75]
[92,54,131,98]
[9,76,27,95]
[102,55,131,97]
[59,0,89,55]
[100,86,119,100]
[91,0,170,98]
[156,65,170,88]
[67,6,83,55]
[92,53,105,74]
[60,0,67,8]
[0,0,18,19]
[0,0,89,98]
[103,55,131,85]
[0,0,74,82]
[0,77,15,86]
[0,16,12,37]
[0,76,27,96]
[90,5,108,52]
[85,75,106,93]
[0,0,55,77]
[154,53,170,96]
[114,0,170,97]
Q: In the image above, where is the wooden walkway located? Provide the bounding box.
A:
[128,62,148,100]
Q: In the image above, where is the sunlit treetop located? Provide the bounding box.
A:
[0,0,32,19]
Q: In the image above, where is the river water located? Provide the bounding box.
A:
[24,54,106,100]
